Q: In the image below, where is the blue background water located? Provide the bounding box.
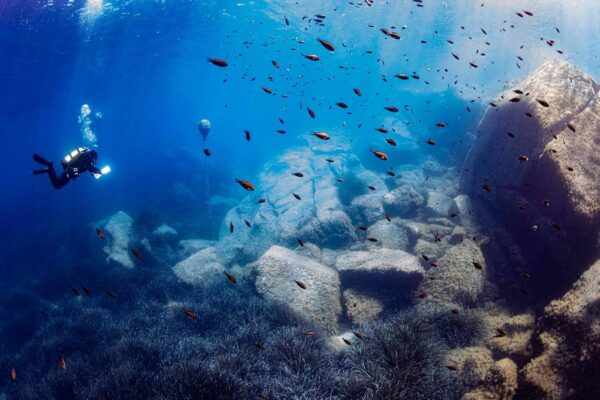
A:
[1,0,600,279]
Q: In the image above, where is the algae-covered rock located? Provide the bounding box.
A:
[103,211,135,269]
[463,358,518,400]
[342,288,384,324]
[173,247,225,285]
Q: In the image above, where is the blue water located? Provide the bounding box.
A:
[1,1,600,398]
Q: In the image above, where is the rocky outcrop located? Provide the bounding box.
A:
[254,246,342,332]
[461,59,600,298]
[521,259,600,399]
[463,358,518,400]
[103,211,135,268]
[173,247,225,286]
[342,288,384,324]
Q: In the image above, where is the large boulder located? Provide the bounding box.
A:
[417,239,485,312]
[463,358,518,400]
[461,59,600,297]
[215,139,360,265]
[521,259,600,399]
[103,211,135,268]
[173,247,225,286]
[254,246,342,332]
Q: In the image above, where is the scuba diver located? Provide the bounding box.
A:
[32,147,110,189]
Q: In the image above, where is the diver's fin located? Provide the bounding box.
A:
[32,168,49,175]
[33,153,53,167]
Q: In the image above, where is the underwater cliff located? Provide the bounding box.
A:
[1,1,600,399]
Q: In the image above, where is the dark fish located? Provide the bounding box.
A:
[229,221,234,233]
[481,182,492,192]
[11,367,16,382]
[294,280,307,289]
[353,331,364,339]
[235,179,255,191]
[422,254,430,261]
[395,74,409,80]
[336,102,348,109]
[284,16,289,26]
[385,137,397,146]
[376,127,388,133]
[292,172,304,177]
[451,52,460,60]
[204,148,211,156]
[367,185,376,191]
[258,198,266,204]
[255,343,266,350]
[434,233,441,242]
[384,106,399,112]
[302,54,320,61]
[308,108,316,118]
[96,228,106,239]
[297,238,304,247]
[536,99,550,107]
[244,219,251,227]
[386,169,396,177]
[426,138,436,145]
[567,123,576,132]
[342,338,352,345]
[80,284,92,297]
[271,60,280,68]
[419,291,428,299]
[495,328,507,338]
[59,355,66,370]
[104,290,117,299]
[325,158,334,163]
[276,129,286,134]
[224,271,237,283]
[451,309,460,315]
[293,193,301,200]
[436,122,447,128]
[367,237,378,242]
[353,88,362,96]
[262,87,273,94]
[244,130,251,141]
[509,97,521,103]
[207,58,228,67]
[358,226,368,231]
[131,248,142,260]
[71,287,81,297]
[469,61,478,68]
[516,155,529,161]
[473,261,483,270]
[385,213,392,222]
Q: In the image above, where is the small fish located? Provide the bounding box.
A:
[182,308,198,319]
[58,355,67,370]
[367,185,376,191]
[385,213,392,222]
[80,284,92,297]
[229,221,234,233]
[235,179,255,191]
[507,132,516,138]
[307,108,316,118]
[293,193,301,200]
[376,127,388,133]
[312,131,330,140]
[297,238,304,247]
[243,219,251,228]
[495,328,507,338]
[342,338,352,345]
[516,155,529,161]
[271,60,280,68]
[325,158,334,163]
[292,172,304,177]
[385,137,397,146]
[71,287,81,297]
[302,54,320,61]
[567,123,576,132]
[422,254,430,261]
[469,61,478,68]
[104,290,117,299]
[294,280,307,289]
[451,309,460,315]
[353,331,364,340]
[436,122,447,128]
[11,367,16,382]
[386,170,396,176]
[336,102,348,109]
[426,138,436,146]
[95,228,106,239]
[434,232,441,242]
[473,261,483,270]
[481,182,491,192]
[258,198,266,204]
[371,150,388,160]
[446,365,458,371]
[276,129,286,134]
[244,130,251,141]
[367,237,378,242]
[395,74,409,80]
[224,271,237,283]
[353,88,362,96]
[131,248,142,260]
[262,87,273,94]
[536,99,550,107]
[317,38,335,51]
[419,291,428,299]
[255,343,266,350]
[358,226,368,231]
[384,106,399,112]
[207,58,228,67]
[203,148,211,156]
[284,16,289,26]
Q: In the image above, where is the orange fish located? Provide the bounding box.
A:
[371,150,388,160]
[11,367,16,381]
[312,131,330,140]
[235,179,255,191]
[207,58,228,67]
[182,308,198,319]
[317,38,335,51]
[59,355,66,370]
[302,54,320,61]
[294,280,307,289]
[95,228,106,239]
[224,271,237,284]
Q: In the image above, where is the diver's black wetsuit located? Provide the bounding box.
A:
[33,148,101,190]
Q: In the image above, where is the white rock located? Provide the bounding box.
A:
[173,247,225,286]
[103,211,134,269]
[254,246,342,332]
[153,223,178,237]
